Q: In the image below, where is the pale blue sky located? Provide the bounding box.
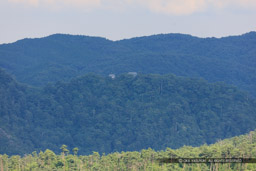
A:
[1,0,256,44]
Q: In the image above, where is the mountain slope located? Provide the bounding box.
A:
[0,68,34,154]
[1,69,256,155]
[0,32,255,96]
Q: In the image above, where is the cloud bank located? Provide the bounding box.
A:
[7,0,256,15]
[8,0,101,9]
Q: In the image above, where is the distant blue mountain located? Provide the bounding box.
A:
[0,32,256,96]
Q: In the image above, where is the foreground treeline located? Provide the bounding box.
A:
[1,130,256,171]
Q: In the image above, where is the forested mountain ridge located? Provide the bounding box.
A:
[1,68,256,155]
[0,68,32,154]
[0,32,255,96]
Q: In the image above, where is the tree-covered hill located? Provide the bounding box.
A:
[1,129,256,170]
[1,68,256,155]
[0,32,255,96]
[0,68,33,154]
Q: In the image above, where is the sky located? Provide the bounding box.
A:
[0,0,256,44]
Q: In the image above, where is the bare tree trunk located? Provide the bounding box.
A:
[0,157,4,171]
[197,163,200,171]
[62,153,65,171]
[5,157,8,171]
[183,163,186,171]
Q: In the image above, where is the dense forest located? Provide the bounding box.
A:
[1,32,256,170]
[1,68,256,156]
[1,128,256,170]
[0,32,256,96]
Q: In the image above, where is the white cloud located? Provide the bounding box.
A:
[8,0,39,6]
[135,0,256,15]
[207,0,256,9]
[7,0,101,8]
[7,0,256,15]
[233,0,256,8]
[136,0,207,15]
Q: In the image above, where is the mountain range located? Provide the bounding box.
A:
[0,32,255,96]
[0,32,256,156]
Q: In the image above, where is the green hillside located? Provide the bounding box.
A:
[1,68,256,155]
[1,129,256,170]
[0,32,256,96]
[0,68,33,154]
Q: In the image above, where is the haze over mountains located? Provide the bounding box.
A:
[0,32,256,96]
[0,32,256,156]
